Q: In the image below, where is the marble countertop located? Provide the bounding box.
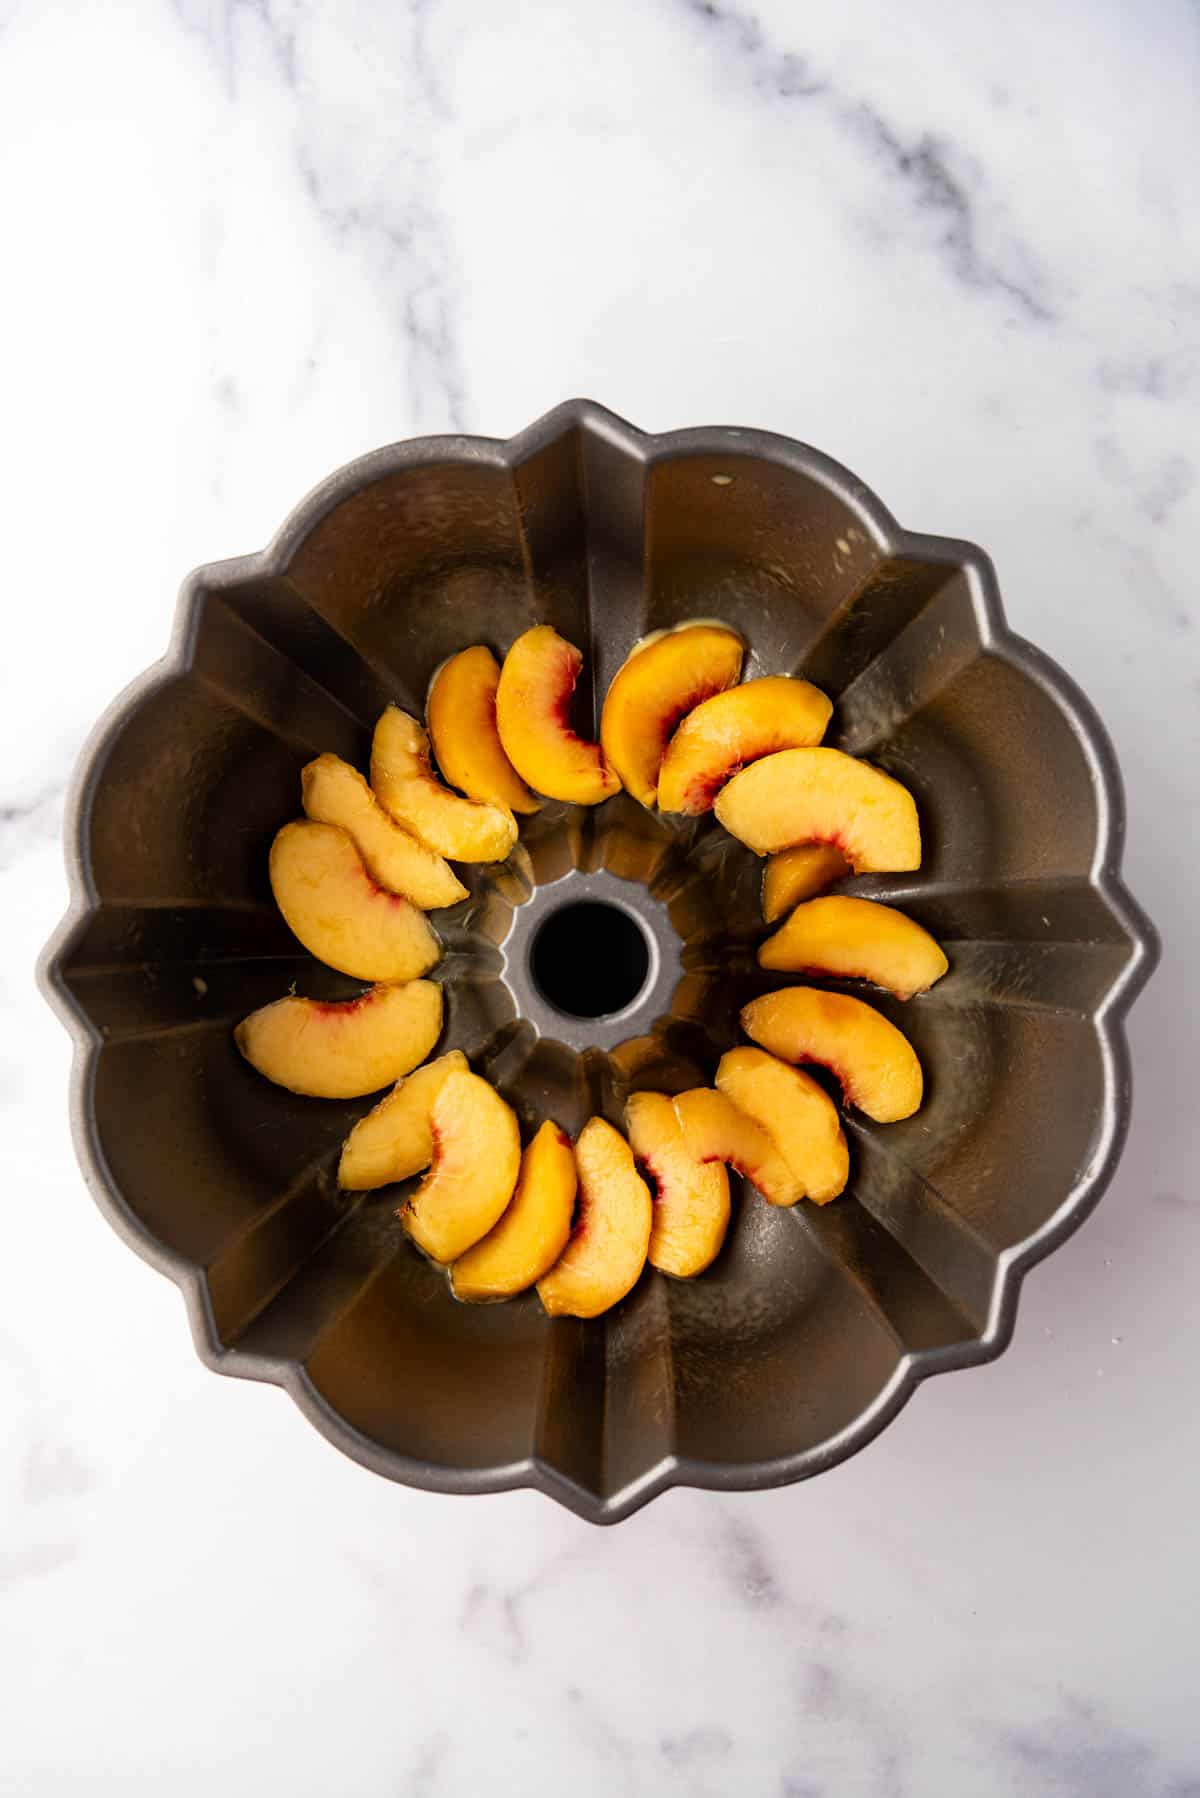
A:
[3,1,1196,1791]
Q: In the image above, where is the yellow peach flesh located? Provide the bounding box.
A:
[427,645,541,816]
[400,1068,522,1263]
[451,1119,577,1300]
[600,623,744,808]
[269,820,441,983]
[762,845,850,922]
[657,675,831,814]
[672,1086,804,1207]
[741,986,923,1123]
[371,706,517,862]
[495,626,620,806]
[715,746,920,872]
[337,1051,468,1191]
[236,979,442,1099]
[759,895,948,999]
[301,754,466,909]
[716,1046,848,1204]
[537,1117,652,1317]
[626,1089,730,1277]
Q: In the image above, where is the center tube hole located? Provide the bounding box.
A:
[530,901,652,1020]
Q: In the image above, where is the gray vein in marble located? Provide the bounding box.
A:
[565,1686,635,1792]
[983,1692,1199,1798]
[0,1324,92,1594]
[459,1577,527,1663]
[794,1656,907,1798]
[1097,352,1195,401]
[403,1729,450,1798]
[23,1435,94,1505]
[800,1660,839,1714]
[1153,1189,1195,1209]
[847,107,1052,321]
[679,0,1053,322]
[683,0,826,96]
[1095,437,1195,525]
[292,36,466,430]
[407,0,451,122]
[1071,511,1196,638]
[0,1541,77,1589]
[456,1539,589,1668]
[171,0,299,94]
[705,1511,909,1795]
[660,1725,732,1768]
[713,1510,784,1609]
[1143,457,1194,526]
[0,781,64,873]
[172,0,466,431]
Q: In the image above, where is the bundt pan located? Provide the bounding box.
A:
[41,400,1157,1523]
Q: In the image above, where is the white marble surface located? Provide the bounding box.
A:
[2,0,1197,1790]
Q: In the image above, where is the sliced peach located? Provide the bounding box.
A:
[600,622,744,807]
[537,1117,652,1318]
[760,895,948,999]
[301,754,467,910]
[715,746,920,872]
[657,675,831,814]
[741,987,923,1123]
[673,1087,804,1208]
[716,1047,848,1204]
[399,1068,522,1263]
[762,845,850,923]
[236,980,442,1099]
[371,706,517,862]
[625,1090,730,1277]
[495,625,620,805]
[451,1120,576,1300]
[338,1050,468,1191]
[427,645,541,816]
[269,821,441,983]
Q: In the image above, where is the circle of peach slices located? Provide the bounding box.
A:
[236,623,947,1319]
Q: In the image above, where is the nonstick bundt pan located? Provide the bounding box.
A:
[41,400,1157,1523]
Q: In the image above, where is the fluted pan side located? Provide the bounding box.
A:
[43,400,1156,1522]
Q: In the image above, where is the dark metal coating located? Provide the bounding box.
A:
[39,399,1159,1523]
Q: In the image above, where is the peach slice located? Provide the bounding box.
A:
[716,1047,848,1204]
[656,675,832,814]
[600,622,744,807]
[400,1068,522,1263]
[715,746,921,872]
[269,821,441,983]
[371,706,518,862]
[537,1117,652,1318]
[626,1090,730,1277]
[451,1120,576,1300]
[759,894,948,999]
[673,1087,804,1208]
[762,845,850,923]
[427,645,541,816]
[495,625,621,805]
[301,754,467,910]
[236,980,442,1100]
[741,987,923,1123]
[338,1050,468,1191]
